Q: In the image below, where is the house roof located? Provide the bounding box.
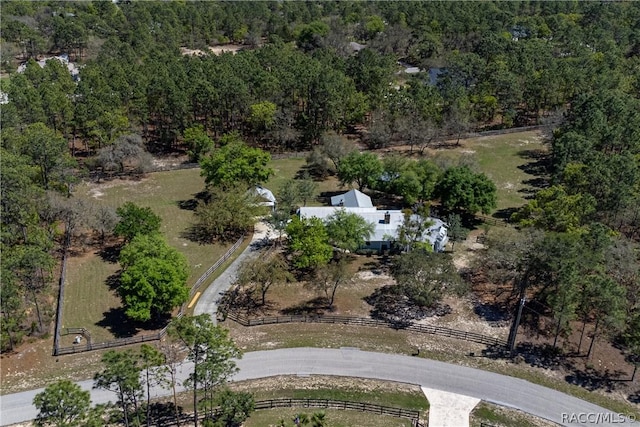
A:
[330,189,373,208]
[254,186,276,206]
[298,206,448,248]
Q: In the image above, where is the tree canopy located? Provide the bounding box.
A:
[434,166,497,215]
[118,233,189,322]
[199,138,273,190]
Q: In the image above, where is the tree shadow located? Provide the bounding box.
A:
[96,307,140,338]
[517,149,551,178]
[473,301,511,326]
[364,285,452,325]
[98,244,122,264]
[218,287,275,317]
[280,296,328,315]
[177,190,209,211]
[106,271,122,291]
[492,207,519,222]
[628,390,640,404]
[148,402,186,426]
[565,367,629,392]
[318,190,346,206]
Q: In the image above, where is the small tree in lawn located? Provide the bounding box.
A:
[93,350,143,427]
[391,250,465,309]
[277,179,301,213]
[324,209,374,253]
[193,189,266,243]
[296,173,318,207]
[434,166,497,215]
[337,151,383,191]
[236,253,292,306]
[114,202,161,243]
[33,380,91,427]
[285,216,333,270]
[313,259,353,310]
[118,233,189,322]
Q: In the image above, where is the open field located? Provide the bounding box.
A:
[386,130,547,214]
[63,168,230,340]
[244,408,415,427]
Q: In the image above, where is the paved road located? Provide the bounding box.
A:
[193,221,271,322]
[2,348,638,427]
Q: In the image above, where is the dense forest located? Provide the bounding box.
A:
[1,0,638,370]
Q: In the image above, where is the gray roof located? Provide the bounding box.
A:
[298,206,448,250]
[254,186,276,205]
[330,189,373,208]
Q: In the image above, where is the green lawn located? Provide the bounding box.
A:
[63,168,231,340]
[431,131,546,213]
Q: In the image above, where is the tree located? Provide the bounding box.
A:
[192,189,265,243]
[168,315,241,427]
[446,213,469,250]
[319,132,355,171]
[33,380,91,427]
[248,101,277,132]
[211,388,255,427]
[324,209,375,253]
[313,259,353,310]
[236,253,292,306]
[296,173,317,207]
[286,216,333,270]
[391,250,464,308]
[21,122,76,190]
[114,202,162,243]
[138,344,166,427]
[184,125,213,162]
[91,205,119,245]
[337,151,383,191]
[119,236,189,322]
[511,185,596,232]
[434,166,497,215]
[200,139,273,190]
[266,209,292,246]
[395,204,434,253]
[94,350,143,427]
[277,179,301,213]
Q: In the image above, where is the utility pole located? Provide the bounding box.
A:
[508,295,526,355]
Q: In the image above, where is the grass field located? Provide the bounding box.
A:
[63,168,230,340]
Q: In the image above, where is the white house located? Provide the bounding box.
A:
[299,189,448,252]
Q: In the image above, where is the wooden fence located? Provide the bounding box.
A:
[157,398,422,427]
[53,236,246,356]
[226,313,508,348]
[253,398,421,425]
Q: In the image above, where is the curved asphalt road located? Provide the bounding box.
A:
[2,348,638,427]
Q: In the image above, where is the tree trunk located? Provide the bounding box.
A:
[120,388,130,427]
[577,318,587,354]
[30,286,44,334]
[587,318,600,360]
